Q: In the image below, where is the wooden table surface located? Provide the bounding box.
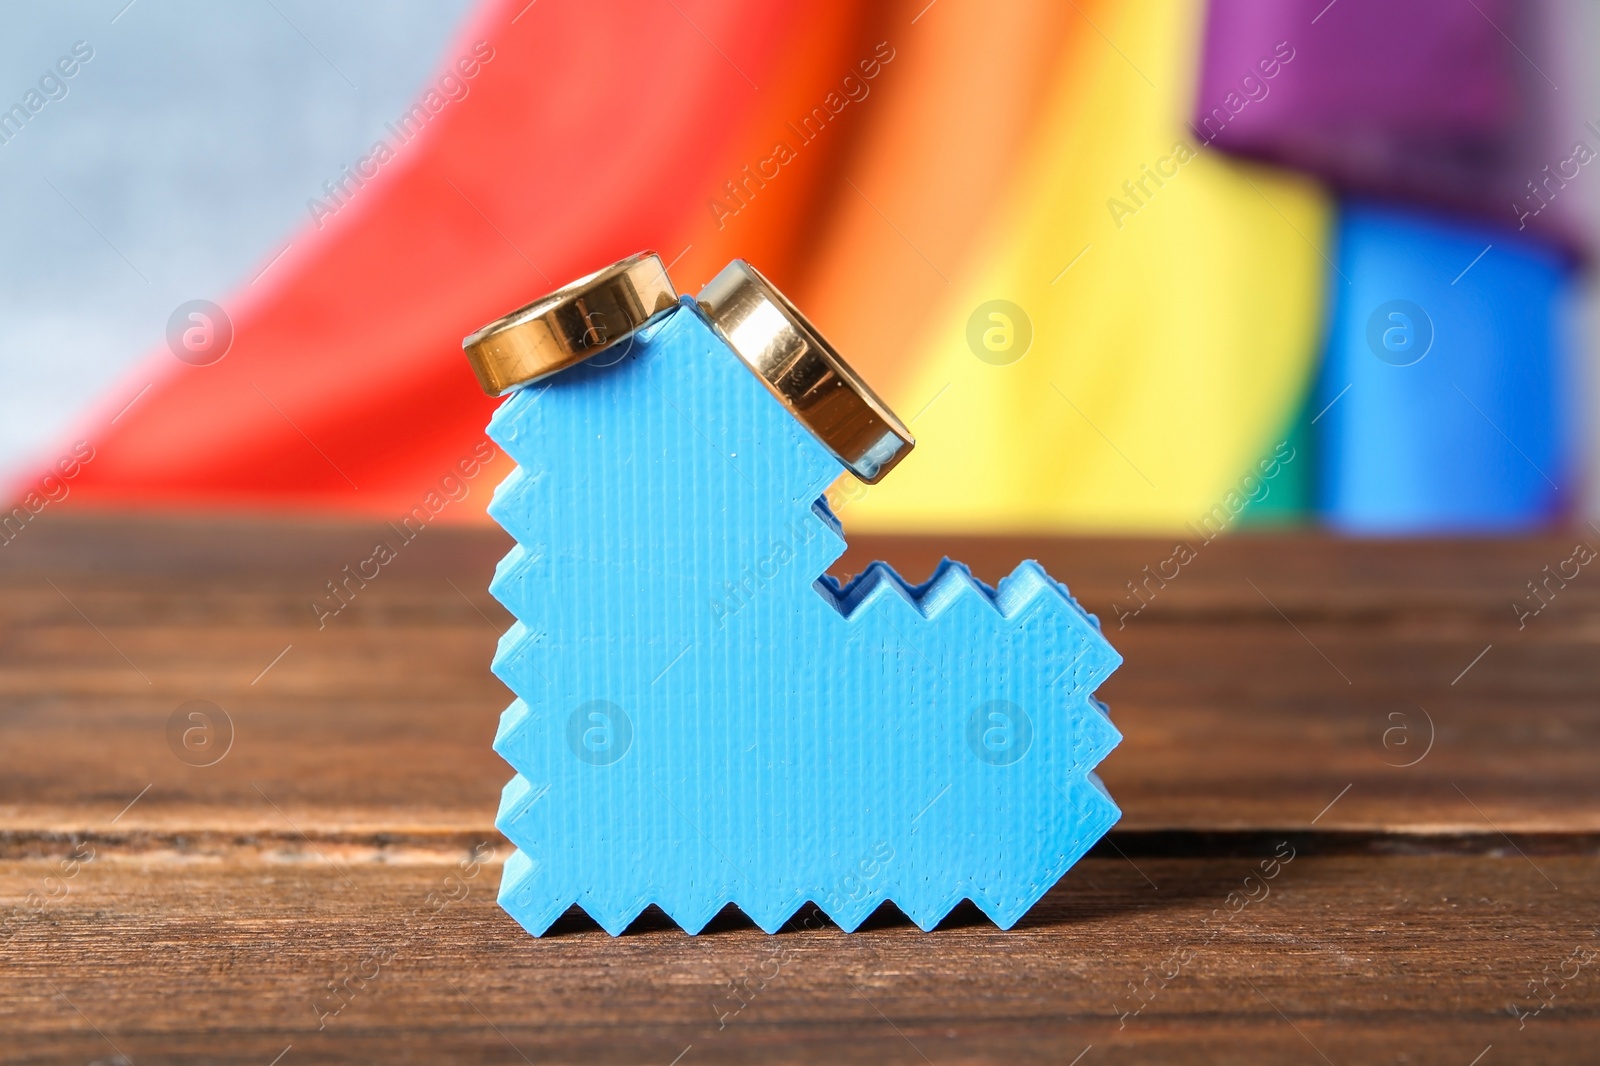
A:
[3,514,1598,1064]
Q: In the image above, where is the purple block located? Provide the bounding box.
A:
[1195,0,1594,255]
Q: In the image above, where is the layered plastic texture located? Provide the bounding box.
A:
[486,300,1122,935]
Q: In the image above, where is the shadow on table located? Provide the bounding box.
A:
[535,855,1217,938]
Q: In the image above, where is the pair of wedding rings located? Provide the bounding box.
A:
[461,253,913,484]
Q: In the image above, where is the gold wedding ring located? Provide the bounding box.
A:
[462,251,678,394]
[696,260,914,483]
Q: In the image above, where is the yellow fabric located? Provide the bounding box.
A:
[841,0,1330,533]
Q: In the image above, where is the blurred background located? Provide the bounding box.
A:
[3,0,1597,537]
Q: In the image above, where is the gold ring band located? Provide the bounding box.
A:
[695,260,914,484]
[462,251,678,394]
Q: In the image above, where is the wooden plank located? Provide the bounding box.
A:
[11,514,1600,614]
[3,846,1596,1063]
[0,517,1596,834]
[837,527,1600,621]
[3,516,1599,1059]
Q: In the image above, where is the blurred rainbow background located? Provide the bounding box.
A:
[5,0,1597,535]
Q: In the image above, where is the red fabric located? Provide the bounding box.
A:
[49,0,873,516]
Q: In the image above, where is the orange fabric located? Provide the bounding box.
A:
[797,0,1083,400]
[48,0,872,516]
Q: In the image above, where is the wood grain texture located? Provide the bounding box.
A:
[3,850,1597,1063]
[2,515,1599,1061]
[2,515,1595,834]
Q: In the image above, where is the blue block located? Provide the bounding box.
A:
[1315,201,1575,533]
[485,297,1122,935]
